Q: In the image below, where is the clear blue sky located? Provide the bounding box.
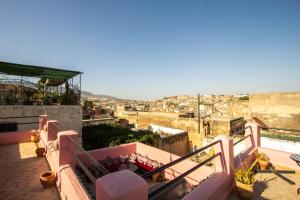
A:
[0,0,299,100]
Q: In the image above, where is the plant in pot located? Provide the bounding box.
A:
[30,131,40,143]
[35,148,45,157]
[234,161,256,199]
[255,152,270,170]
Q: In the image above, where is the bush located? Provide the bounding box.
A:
[82,123,159,150]
[261,131,300,142]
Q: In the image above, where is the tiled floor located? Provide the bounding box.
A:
[0,142,60,200]
[230,172,300,200]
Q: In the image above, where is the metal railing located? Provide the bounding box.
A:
[233,134,251,146]
[148,153,221,199]
[143,140,221,199]
[231,126,250,137]
[67,136,109,183]
[232,126,251,146]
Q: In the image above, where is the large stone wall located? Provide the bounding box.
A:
[230,92,300,129]
[154,132,190,156]
[0,105,82,134]
[118,111,203,148]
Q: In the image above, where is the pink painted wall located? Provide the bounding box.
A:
[59,165,91,200]
[183,172,233,200]
[96,170,147,200]
[0,130,35,145]
[136,142,216,185]
[89,143,137,161]
[233,123,260,170]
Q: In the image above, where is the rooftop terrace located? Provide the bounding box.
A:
[0,142,60,200]
[0,115,299,200]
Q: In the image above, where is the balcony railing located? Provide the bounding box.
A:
[142,140,221,199]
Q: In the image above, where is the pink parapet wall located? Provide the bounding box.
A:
[39,115,48,130]
[96,170,148,200]
[0,130,35,145]
[234,123,260,170]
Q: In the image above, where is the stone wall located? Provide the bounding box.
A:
[248,93,300,129]
[230,92,300,129]
[154,132,190,156]
[0,105,82,134]
[118,111,203,148]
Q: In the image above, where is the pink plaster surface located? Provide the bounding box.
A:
[89,143,137,161]
[59,165,90,200]
[39,115,48,130]
[58,130,78,168]
[136,142,215,185]
[47,120,58,141]
[88,142,216,186]
[183,172,233,200]
[214,135,234,175]
[0,130,35,145]
[233,123,260,170]
[96,170,147,200]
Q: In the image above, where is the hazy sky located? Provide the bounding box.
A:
[0,0,299,100]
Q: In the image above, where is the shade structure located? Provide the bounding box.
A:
[0,61,82,81]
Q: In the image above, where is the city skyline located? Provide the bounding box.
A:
[0,0,300,100]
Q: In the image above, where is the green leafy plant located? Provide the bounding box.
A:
[235,167,255,185]
[234,160,257,185]
[82,123,159,150]
[255,152,269,162]
[261,131,300,142]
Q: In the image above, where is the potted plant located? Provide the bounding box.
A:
[235,167,256,199]
[255,152,270,170]
[30,131,40,143]
[36,148,45,157]
[40,171,56,188]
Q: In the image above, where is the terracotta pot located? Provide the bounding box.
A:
[258,159,269,170]
[36,148,45,157]
[235,180,255,200]
[40,171,56,188]
[31,135,40,143]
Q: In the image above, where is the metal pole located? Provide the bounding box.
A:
[198,93,200,135]
[79,74,81,105]
[20,76,23,103]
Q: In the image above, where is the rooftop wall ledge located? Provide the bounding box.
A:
[96,170,147,200]
[47,120,59,141]
[245,122,260,148]
[214,135,234,175]
[58,130,78,168]
[39,115,48,131]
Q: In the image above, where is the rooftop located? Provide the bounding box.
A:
[0,115,299,200]
[0,142,60,200]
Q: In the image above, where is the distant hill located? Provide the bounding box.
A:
[81,91,118,101]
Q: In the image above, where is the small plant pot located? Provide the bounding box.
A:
[258,159,269,170]
[36,148,45,157]
[235,180,255,200]
[40,171,56,188]
[31,135,40,143]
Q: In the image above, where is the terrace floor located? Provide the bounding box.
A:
[0,142,60,200]
[230,172,300,200]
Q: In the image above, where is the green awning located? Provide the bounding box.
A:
[0,61,82,80]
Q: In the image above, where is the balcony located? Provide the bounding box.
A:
[0,115,299,200]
